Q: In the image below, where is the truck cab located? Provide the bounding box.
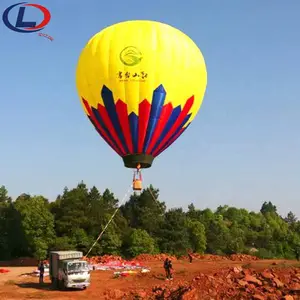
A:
[49,251,90,290]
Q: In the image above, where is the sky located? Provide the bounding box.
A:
[0,0,299,217]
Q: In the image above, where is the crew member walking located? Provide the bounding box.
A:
[163,258,173,280]
[188,252,193,263]
[38,261,45,284]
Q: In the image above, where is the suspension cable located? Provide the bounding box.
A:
[84,179,159,258]
[84,184,133,258]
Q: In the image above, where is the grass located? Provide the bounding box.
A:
[25,294,48,299]
[270,262,300,269]
[242,261,300,271]
[4,280,15,285]
[177,269,187,275]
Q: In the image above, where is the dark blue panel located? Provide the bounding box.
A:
[155,114,192,154]
[129,112,138,153]
[88,116,119,153]
[101,85,129,154]
[163,123,190,152]
[150,105,182,154]
[143,85,166,153]
[174,114,191,136]
[92,107,123,155]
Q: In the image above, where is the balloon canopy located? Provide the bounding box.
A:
[76,20,207,169]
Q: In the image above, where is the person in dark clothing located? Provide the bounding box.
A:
[168,259,173,280]
[295,248,300,261]
[38,261,45,284]
[188,252,193,263]
[163,258,173,280]
[163,258,169,279]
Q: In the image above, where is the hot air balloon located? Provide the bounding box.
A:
[76,20,207,191]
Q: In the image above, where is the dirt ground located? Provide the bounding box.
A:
[0,259,299,299]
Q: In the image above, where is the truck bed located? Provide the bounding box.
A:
[49,251,83,279]
[50,251,83,260]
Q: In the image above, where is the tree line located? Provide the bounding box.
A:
[0,182,299,261]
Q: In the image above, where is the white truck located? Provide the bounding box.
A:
[49,251,90,290]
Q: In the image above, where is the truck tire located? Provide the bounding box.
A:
[51,278,58,289]
[58,279,63,290]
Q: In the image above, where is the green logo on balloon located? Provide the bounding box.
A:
[120,46,142,66]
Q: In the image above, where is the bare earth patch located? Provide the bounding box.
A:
[0,259,299,299]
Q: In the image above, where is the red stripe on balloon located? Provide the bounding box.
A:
[115,99,133,153]
[138,100,151,153]
[145,102,173,154]
[153,96,194,153]
[82,98,122,156]
[153,128,185,157]
[97,104,126,155]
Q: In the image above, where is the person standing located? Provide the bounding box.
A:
[163,258,173,280]
[168,259,173,280]
[295,248,300,261]
[38,261,45,284]
[188,252,193,263]
[163,258,169,280]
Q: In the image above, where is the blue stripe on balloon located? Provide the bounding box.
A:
[101,85,130,154]
[175,114,191,136]
[142,85,166,153]
[150,105,182,154]
[129,112,138,153]
[155,114,192,154]
[88,116,110,145]
[92,108,123,155]
[88,116,120,154]
[162,123,191,153]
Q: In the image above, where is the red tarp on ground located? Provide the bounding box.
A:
[83,255,145,271]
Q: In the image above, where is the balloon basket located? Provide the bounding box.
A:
[133,179,142,191]
[132,166,143,192]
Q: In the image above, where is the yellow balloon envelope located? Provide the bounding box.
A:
[76,20,207,169]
